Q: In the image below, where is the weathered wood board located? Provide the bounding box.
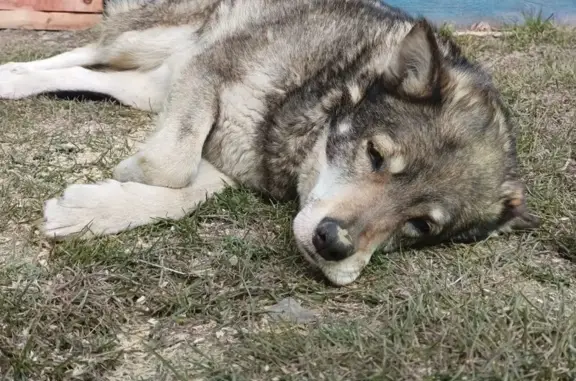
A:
[0,0,103,30]
[0,0,103,13]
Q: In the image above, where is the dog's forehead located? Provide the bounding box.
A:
[337,79,510,191]
[360,99,506,204]
[370,92,501,156]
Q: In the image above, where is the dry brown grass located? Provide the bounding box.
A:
[0,21,575,381]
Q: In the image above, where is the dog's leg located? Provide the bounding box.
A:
[113,64,219,188]
[43,159,235,238]
[0,45,101,74]
[0,65,170,112]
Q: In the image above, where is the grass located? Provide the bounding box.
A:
[502,9,559,47]
[1,21,576,381]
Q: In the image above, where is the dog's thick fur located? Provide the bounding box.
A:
[0,0,539,286]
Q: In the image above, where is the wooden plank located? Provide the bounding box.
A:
[0,9,102,30]
[0,0,103,13]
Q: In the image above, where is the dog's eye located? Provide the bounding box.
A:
[408,218,431,235]
[367,141,384,171]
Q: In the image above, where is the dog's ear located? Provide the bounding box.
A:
[497,180,540,232]
[390,19,443,99]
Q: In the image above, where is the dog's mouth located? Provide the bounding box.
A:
[295,238,372,286]
[293,206,374,286]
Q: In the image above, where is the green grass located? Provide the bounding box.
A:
[500,9,561,47]
[1,23,576,381]
[517,9,555,34]
[438,23,455,39]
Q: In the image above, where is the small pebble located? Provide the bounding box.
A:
[265,297,318,323]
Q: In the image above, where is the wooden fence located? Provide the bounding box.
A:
[0,0,103,30]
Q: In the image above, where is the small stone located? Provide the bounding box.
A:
[215,327,238,340]
[55,142,78,153]
[228,255,239,266]
[265,297,317,323]
[147,318,158,325]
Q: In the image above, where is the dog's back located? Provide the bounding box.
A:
[94,0,419,70]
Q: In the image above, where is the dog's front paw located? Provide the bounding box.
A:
[0,62,33,74]
[43,180,134,239]
[0,71,34,99]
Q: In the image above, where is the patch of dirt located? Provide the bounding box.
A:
[106,320,222,381]
[0,98,154,264]
[0,226,49,267]
[0,29,96,51]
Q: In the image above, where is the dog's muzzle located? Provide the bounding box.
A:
[312,218,355,261]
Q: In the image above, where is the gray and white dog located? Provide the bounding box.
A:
[0,0,539,285]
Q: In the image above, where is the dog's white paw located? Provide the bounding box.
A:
[0,71,35,99]
[43,180,135,239]
[0,62,33,74]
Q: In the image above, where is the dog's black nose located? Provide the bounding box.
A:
[312,218,354,261]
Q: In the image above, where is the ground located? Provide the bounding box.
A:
[0,21,575,381]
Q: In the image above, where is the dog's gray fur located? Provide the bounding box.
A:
[0,0,539,285]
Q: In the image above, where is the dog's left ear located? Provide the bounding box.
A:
[497,180,540,232]
[390,19,443,99]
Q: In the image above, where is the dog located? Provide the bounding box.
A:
[0,0,539,286]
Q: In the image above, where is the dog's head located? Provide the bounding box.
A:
[293,20,539,286]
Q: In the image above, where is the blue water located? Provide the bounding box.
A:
[385,0,576,26]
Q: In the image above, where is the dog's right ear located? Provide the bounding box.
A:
[389,19,443,99]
